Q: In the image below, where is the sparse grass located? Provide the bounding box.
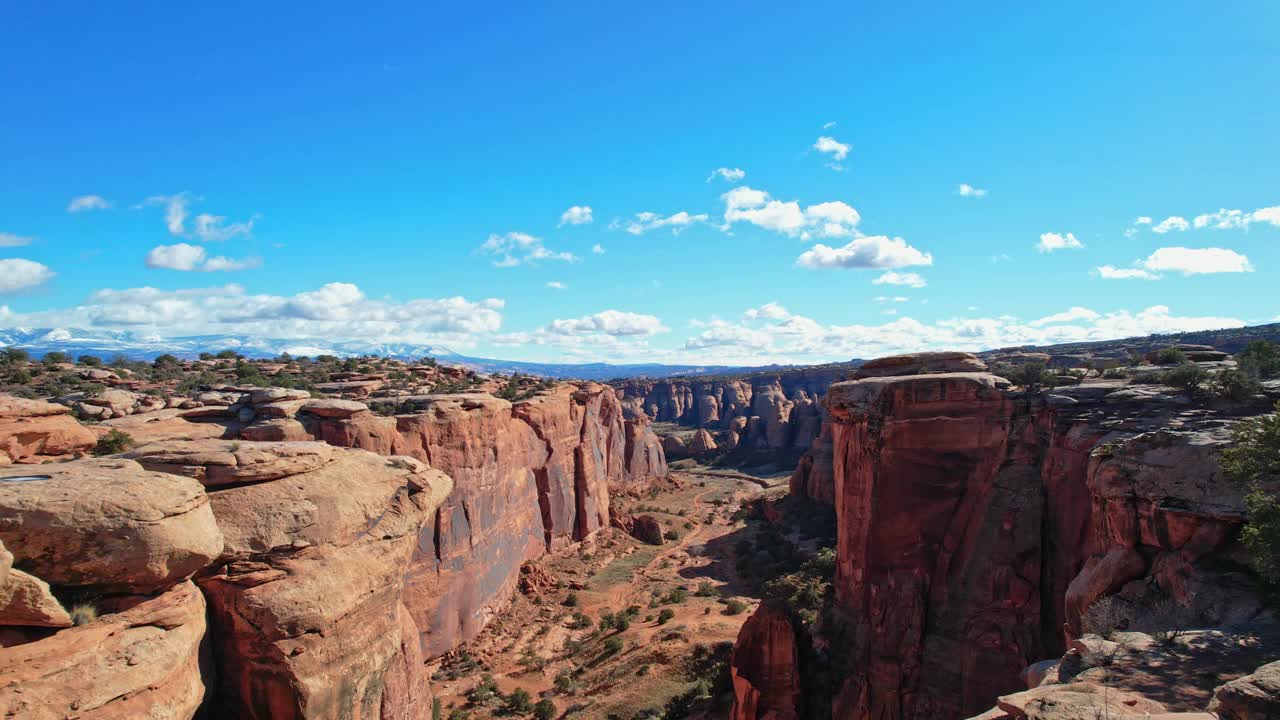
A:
[589,545,661,590]
[93,429,133,456]
[69,602,98,626]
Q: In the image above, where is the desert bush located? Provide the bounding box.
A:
[1154,347,1187,365]
[69,603,98,626]
[563,592,579,607]
[1161,363,1208,395]
[1238,339,1280,379]
[533,699,557,720]
[724,599,748,615]
[996,362,1057,393]
[505,689,533,714]
[1141,596,1194,645]
[603,636,624,655]
[1221,403,1280,610]
[657,608,675,624]
[432,697,444,720]
[1081,595,1126,640]
[1210,368,1261,401]
[468,674,500,704]
[694,581,719,598]
[94,429,134,456]
[1102,367,1128,379]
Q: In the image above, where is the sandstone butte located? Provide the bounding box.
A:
[729,352,1280,720]
[0,380,669,719]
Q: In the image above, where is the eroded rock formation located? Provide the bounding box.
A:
[731,355,1278,719]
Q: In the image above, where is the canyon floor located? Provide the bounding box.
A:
[428,461,792,720]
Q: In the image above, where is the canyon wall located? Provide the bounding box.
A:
[732,357,1272,720]
[0,381,669,718]
[613,367,848,457]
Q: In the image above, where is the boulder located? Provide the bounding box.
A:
[689,428,718,456]
[1209,660,1280,719]
[0,395,97,464]
[127,439,338,486]
[0,458,224,593]
[0,580,211,720]
[631,514,665,546]
[854,351,988,378]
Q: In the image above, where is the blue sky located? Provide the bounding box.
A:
[1,2,1278,364]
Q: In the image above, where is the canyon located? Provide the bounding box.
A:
[1,340,1279,719]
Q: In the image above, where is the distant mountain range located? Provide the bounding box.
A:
[0,327,767,380]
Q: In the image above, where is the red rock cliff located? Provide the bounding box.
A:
[733,366,1270,720]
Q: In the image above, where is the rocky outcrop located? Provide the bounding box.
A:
[730,603,801,720]
[732,356,1274,719]
[788,423,834,505]
[130,439,453,720]
[1210,660,1280,718]
[0,458,224,594]
[0,395,97,464]
[612,367,847,457]
[0,580,212,720]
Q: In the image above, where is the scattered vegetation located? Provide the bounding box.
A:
[93,429,134,456]
[993,362,1057,393]
[1221,402,1280,610]
[69,602,98,626]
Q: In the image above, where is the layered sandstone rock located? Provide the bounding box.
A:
[0,394,97,464]
[612,367,845,456]
[734,359,1273,719]
[730,603,801,720]
[0,458,224,594]
[134,439,453,720]
[0,580,211,720]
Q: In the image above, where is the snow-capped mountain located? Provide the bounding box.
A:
[0,327,760,380]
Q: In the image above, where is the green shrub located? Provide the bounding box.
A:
[657,608,675,624]
[1239,340,1280,379]
[94,429,134,456]
[724,599,748,615]
[467,674,499,703]
[1154,347,1188,365]
[1221,403,1280,610]
[533,699,557,720]
[603,636,624,655]
[996,362,1056,393]
[1211,369,1261,401]
[1162,363,1208,395]
[694,581,720,598]
[432,697,444,720]
[563,592,578,607]
[505,689,532,714]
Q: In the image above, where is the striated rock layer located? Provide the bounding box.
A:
[612,367,845,457]
[732,366,1272,720]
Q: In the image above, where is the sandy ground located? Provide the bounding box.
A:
[428,464,791,720]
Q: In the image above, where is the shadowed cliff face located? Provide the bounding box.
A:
[731,363,1273,720]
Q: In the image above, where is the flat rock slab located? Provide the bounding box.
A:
[0,458,224,593]
[127,439,338,486]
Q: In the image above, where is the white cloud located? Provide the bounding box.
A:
[873,271,927,288]
[192,212,255,242]
[1152,216,1190,234]
[479,231,579,267]
[546,281,567,290]
[200,255,262,272]
[548,310,667,337]
[722,186,864,239]
[1096,265,1158,280]
[558,205,594,226]
[1037,232,1084,253]
[1029,306,1100,326]
[671,303,1245,365]
[956,183,988,198]
[873,296,909,303]
[592,243,605,254]
[145,243,207,271]
[67,195,111,213]
[0,259,55,294]
[813,136,850,169]
[1129,205,1280,235]
[1141,246,1253,275]
[706,167,746,183]
[145,243,259,272]
[140,193,193,235]
[138,192,255,241]
[616,211,709,236]
[822,121,837,129]
[796,236,933,270]
[0,232,33,248]
[0,283,505,347]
